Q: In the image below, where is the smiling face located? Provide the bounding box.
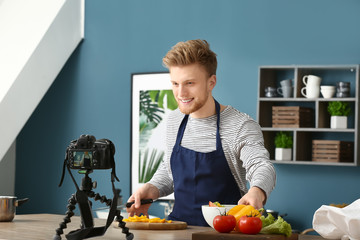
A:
[170,63,216,118]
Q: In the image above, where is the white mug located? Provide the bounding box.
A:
[301,86,320,98]
[280,79,292,87]
[277,86,293,98]
[303,75,322,86]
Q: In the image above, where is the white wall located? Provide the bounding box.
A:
[0,0,65,103]
[0,0,84,161]
[0,0,83,194]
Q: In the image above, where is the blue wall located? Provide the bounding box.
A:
[16,0,360,231]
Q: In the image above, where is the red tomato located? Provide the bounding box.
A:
[213,214,236,233]
[238,215,262,234]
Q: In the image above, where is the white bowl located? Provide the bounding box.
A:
[320,85,335,90]
[321,89,335,98]
[201,204,236,228]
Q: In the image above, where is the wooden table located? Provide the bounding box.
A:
[0,214,328,240]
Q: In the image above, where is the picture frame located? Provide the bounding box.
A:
[131,72,177,200]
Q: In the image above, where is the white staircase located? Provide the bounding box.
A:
[0,0,84,194]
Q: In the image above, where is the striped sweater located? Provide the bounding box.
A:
[148,105,276,200]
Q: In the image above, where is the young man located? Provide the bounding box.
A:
[127,39,276,226]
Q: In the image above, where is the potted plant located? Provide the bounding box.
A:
[274,131,293,161]
[327,101,351,129]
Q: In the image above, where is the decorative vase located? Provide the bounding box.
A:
[330,116,347,129]
[275,148,292,161]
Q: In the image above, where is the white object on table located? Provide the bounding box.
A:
[313,198,360,240]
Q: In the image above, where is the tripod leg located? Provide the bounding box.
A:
[89,190,133,240]
[115,209,134,240]
[89,191,112,206]
[53,194,77,240]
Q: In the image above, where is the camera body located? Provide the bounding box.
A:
[67,135,115,170]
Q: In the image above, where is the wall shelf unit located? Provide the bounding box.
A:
[257,65,359,166]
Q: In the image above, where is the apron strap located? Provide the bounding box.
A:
[214,99,223,151]
[174,114,189,149]
[174,98,223,151]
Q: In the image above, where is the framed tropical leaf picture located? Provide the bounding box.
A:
[131,72,177,200]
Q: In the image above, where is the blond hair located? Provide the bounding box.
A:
[162,39,217,76]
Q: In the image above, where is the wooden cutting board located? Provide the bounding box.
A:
[192,230,298,240]
[112,220,187,230]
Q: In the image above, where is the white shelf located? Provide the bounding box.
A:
[261,127,356,133]
[259,97,356,102]
[257,65,360,166]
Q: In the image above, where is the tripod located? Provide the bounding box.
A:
[54,169,133,240]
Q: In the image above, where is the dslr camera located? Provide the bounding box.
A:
[67,134,115,170]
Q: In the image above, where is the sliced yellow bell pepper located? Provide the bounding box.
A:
[227,204,261,222]
[123,215,172,223]
[227,204,246,216]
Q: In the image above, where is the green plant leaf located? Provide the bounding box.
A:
[155,90,178,110]
[163,90,178,110]
[140,90,165,125]
[139,148,164,183]
[148,90,159,102]
[327,101,351,116]
[274,132,293,148]
[139,149,148,183]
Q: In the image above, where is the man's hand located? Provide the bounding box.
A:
[237,186,266,209]
[126,183,160,217]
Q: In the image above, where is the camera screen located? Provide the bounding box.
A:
[72,151,93,168]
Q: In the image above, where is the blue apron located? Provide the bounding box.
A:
[168,99,241,226]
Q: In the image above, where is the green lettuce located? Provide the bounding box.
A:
[260,216,292,237]
[260,213,275,227]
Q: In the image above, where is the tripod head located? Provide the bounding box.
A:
[79,170,96,192]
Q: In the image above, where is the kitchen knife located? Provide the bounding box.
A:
[125,199,153,208]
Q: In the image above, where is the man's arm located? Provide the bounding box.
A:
[148,160,174,197]
[237,119,276,208]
